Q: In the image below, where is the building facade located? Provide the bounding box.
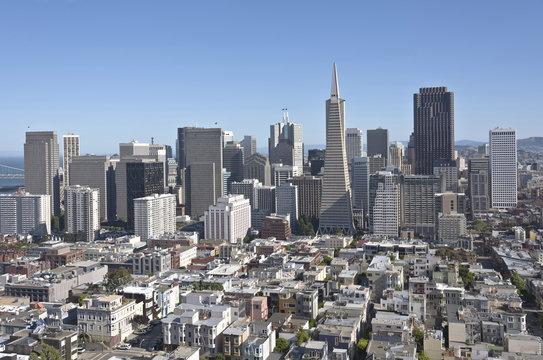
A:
[489,128,517,209]
[134,194,176,241]
[367,128,389,163]
[275,182,298,229]
[65,185,100,241]
[0,193,51,236]
[345,128,363,162]
[287,175,322,219]
[204,195,251,243]
[126,161,164,229]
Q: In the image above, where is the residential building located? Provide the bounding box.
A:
[413,87,455,175]
[400,175,442,239]
[468,157,490,214]
[433,159,458,192]
[489,128,517,209]
[0,193,51,235]
[64,185,100,241]
[78,294,136,346]
[261,214,291,240]
[287,175,322,219]
[131,249,172,275]
[134,193,176,241]
[367,256,404,301]
[369,171,399,237]
[319,63,354,234]
[204,195,251,243]
[438,212,467,244]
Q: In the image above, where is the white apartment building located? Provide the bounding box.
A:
[134,193,176,241]
[275,182,298,229]
[63,134,80,186]
[131,249,172,275]
[204,195,251,243]
[162,304,233,355]
[77,294,136,346]
[65,185,100,241]
[372,172,399,237]
[490,128,517,209]
[345,128,363,162]
[0,193,51,235]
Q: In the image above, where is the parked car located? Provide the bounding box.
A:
[116,343,132,350]
[150,319,161,326]
[128,338,139,345]
[134,329,147,335]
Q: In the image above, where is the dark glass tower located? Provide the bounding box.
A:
[413,87,454,175]
[126,162,164,229]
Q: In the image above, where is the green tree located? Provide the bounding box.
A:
[296,329,309,346]
[30,344,63,360]
[459,266,474,290]
[472,219,485,232]
[510,271,525,291]
[356,338,368,356]
[309,318,316,328]
[274,338,290,353]
[215,355,225,360]
[51,215,60,232]
[105,267,133,292]
[413,327,424,350]
[417,351,430,360]
[78,294,88,306]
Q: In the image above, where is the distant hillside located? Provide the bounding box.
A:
[518,137,543,152]
[455,139,485,147]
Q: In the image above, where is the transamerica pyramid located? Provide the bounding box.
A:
[318,63,354,234]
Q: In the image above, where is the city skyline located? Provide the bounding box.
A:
[1,1,542,156]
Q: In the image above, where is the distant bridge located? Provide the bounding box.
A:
[0,164,24,179]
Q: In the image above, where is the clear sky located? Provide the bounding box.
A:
[1,0,542,156]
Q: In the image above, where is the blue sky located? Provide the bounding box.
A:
[1,0,542,156]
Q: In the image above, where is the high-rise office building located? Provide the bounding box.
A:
[367,128,389,163]
[276,182,298,229]
[24,131,60,216]
[489,128,517,209]
[308,149,325,176]
[433,159,458,193]
[369,155,386,174]
[272,164,298,186]
[319,63,353,234]
[70,155,113,221]
[126,162,164,229]
[400,175,442,239]
[62,134,80,186]
[351,157,370,215]
[223,130,235,147]
[240,135,257,158]
[244,153,271,186]
[268,111,303,171]
[204,195,251,243]
[287,175,322,219]
[0,193,51,236]
[468,157,489,214]
[345,128,363,162]
[389,143,403,171]
[222,169,232,196]
[254,185,277,213]
[231,179,261,208]
[177,127,223,218]
[134,194,176,241]
[223,142,244,182]
[369,171,399,237]
[413,87,455,175]
[65,185,100,241]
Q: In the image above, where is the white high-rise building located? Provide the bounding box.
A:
[134,194,176,241]
[489,128,517,209]
[319,63,354,234]
[345,128,363,162]
[62,134,80,186]
[272,164,300,186]
[371,171,399,237]
[204,195,251,243]
[0,193,51,235]
[65,185,100,241]
[275,182,298,229]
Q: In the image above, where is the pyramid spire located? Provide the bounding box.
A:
[331,62,339,99]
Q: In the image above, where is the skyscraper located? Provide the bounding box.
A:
[134,194,176,241]
[413,87,455,175]
[268,111,303,171]
[345,128,363,162]
[24,131,60,216]
[389,142,403,171]
[276,182,298,230]
[319,63,353,234]
[126,162,164,229]
[400,175,442,239]
[0,193,51,236]
[351,157,370,215]
[433,159,458,193]
[223,142,244,182]
[177,127,223,218]
[65,185,100,241]
[369,171,399,237]
[240,135,257,158]
[62,134,80,186]
[468,157,489,214]
[287,175,322,219]
[244,153,271,186]
[367,128,389,163]
[489,128,517,209]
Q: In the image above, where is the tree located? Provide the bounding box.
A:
[78,294,88,306]
[215,355,225,360]
[413,327,424,350]
[417,352,430,360]
[356,338,368,356]
[296,329,309,346]
[459,266,474,290]
[105,267,133,292]
[274,338,290,353]
[30,344,63,360]
[309,318,316,328]
[510,271,525,291]
[51,215,60,232]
